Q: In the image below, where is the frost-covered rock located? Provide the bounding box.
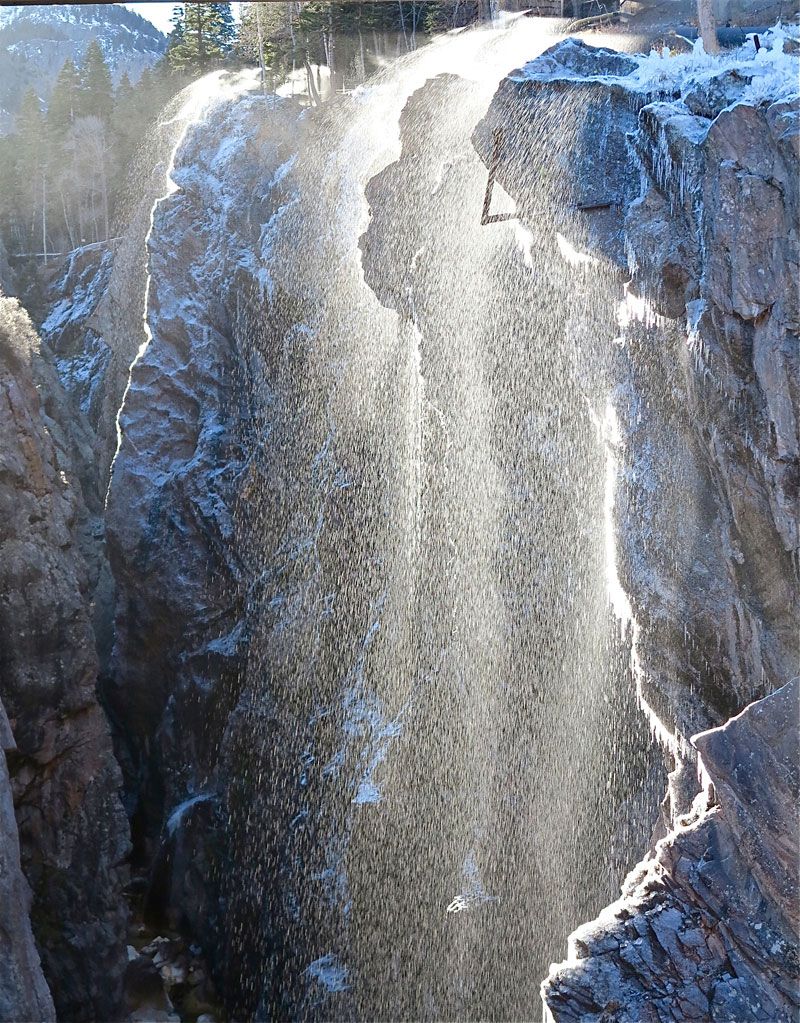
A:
[473,38,643,268]
[542,680,799,1023]
[40,245,114,439]
[477,32,799,1021]
[105,77,300,1007]
[364,69,660,1021]
[40,130,189,495]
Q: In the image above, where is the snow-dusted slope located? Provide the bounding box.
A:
[0,3,166,131]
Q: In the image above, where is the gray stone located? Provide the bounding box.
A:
[472,40,644,270]
[476,38,800,1023]
[105,90,300,1014]
[683,70,752,120]
[534,38,640,80]
[543,683,800,1022]
[0,298,130,1020]
[0,700,55,1023]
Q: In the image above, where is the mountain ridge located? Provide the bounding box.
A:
[0,3,167,132]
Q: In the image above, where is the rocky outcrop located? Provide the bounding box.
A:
[0,297,129,1020]
[3,23,797,1023]
[0,699,55,1023]
[37,102,229,687]
[103,59,654,1022]
[39,244,116,487]
[542,679,799,1023]
[40,155,175,495]
[475,35,799,1022]
[104,82,300,1011]
[618,92,799,766]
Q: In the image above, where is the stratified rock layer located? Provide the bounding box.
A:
[619,94,799,757]
[543,680,799,1023]
[0,298,129,1020]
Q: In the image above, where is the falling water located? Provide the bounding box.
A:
[159,15,664,1021]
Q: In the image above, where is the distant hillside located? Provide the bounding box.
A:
[0,3,167,132]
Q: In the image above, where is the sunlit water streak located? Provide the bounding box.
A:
[139,17,663,1021]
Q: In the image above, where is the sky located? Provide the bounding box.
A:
[122,2,242,36]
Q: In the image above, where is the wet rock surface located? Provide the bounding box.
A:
[474,40,643,270]
[0,33,795,1023]
[620,93,799,756]
[124,926,224,1022]
[358,70,660,1022]
[477,38,799,1022]
[101,60,657,1022]
[543,680,799,1023]
[0,297,130,1019]
[105,86,300,1013]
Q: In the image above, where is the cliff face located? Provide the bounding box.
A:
[0,297,130,1020]
[356,70,660,1021]
[1,32,795,1023]
[102,58,650,1021]
[0,699,55,1023]
[475,35,799,1021]
[618,88,799,771]
[544,678,799,1023]
[104,81,302,1010]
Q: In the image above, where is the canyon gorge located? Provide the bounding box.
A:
[0,12,797,1023]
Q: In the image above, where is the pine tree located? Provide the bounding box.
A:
[80,39,114,121]
[110,71,137,173]
[170,4,185,38]
[47,58,81,138]
[60,115,112,245]
[213,3,237,48]
[15,88,50,256]
[115,70,134,107]
[0,136,22,252]
[137,67,154,94]
[168,3,236,73]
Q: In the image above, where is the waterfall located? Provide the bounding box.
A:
[151,16,662,1020]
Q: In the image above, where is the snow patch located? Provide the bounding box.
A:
[515,23,798,108]
[446,849,499,914]
[304,953,350,993]
[629,24,799,107]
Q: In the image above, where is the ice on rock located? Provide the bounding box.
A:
[304,953,350,993]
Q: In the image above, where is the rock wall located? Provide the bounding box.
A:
[356,69,659,1021]
[102,61,653,1022]
[37,129,201,676]
[0,297,129,1020]
[104,83,300,1011]
[2,33,795,1023]
[0,699,55,1023]
[618,91,799,774]
[543,679,799,1023]
[475,37,799,1021]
